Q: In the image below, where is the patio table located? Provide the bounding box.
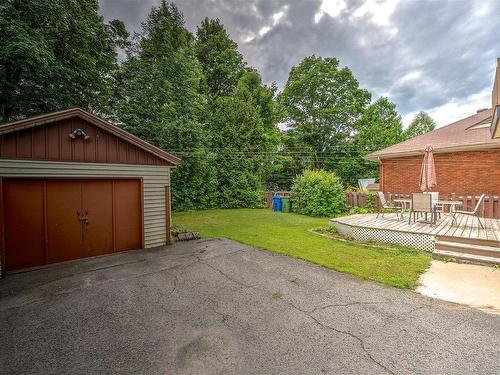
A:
[436,200,463,225]
[393,198,411,209]
[392,198,411,220]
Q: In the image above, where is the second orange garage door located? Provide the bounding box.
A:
[4,179,143,271]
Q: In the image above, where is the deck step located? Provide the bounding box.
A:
[435,240,500,258]
[436,235,500,248]
[433,249,500,265]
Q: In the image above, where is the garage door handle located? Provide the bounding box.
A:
[77,212,90,224]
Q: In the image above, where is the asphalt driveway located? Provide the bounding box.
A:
[1,238,499,374]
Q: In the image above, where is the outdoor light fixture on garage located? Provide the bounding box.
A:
[0,108,181,278]
[69,128,90,140]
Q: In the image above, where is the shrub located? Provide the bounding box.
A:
[365,192,377,212]
[291,169,347,217]
[348,206,371,215]
[218,189,263,209]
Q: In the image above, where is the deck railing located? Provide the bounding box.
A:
[263,191,500,219]
[346,192,500,219]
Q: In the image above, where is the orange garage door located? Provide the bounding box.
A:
[3,179,143,271]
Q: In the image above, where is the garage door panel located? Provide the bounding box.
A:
[4,178,145,271]
[114,180,142,251]
[82,180,114,257]
[4,180,45,270]
[46,180,83,263]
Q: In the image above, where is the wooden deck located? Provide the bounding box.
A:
[332,213,500,242]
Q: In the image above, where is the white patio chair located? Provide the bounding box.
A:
[376,192,403,220]
[454,194,486,229]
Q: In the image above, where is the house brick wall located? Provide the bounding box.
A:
[380,149,500,196]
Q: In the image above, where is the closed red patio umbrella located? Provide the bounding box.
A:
[419,145,436,192]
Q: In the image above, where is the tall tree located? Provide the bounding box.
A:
[0,0,124,121]
[270,131,315,190]
[194,18,244,100]
[279,56,371,169]
[354,97,404,152]
[112,1,216,210]
[210,96,265,207]
[209,70,280,207]
[405,111,436,139]
[234,69,280,146]
[335,97,404,186]
[194,15,281,206]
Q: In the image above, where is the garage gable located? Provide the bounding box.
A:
[0,108,180,166]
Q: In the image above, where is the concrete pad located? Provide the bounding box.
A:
[417,260,500,314]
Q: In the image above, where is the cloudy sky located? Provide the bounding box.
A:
[99,0,499,127]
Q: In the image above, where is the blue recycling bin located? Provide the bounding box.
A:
[272,195,282,212]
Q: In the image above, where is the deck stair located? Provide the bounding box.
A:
[434,236,500,265]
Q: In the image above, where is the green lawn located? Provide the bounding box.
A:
[173,209,431,289]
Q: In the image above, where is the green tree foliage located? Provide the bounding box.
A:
[335,97,404,186]
[279,56,371,169]
[235,69,277,129]
[267,131,315,190]
[194,18,244,100]
[112,1,217,210]
[210,70,280,207]
[354,97,404,151]
[291,169,347,217]
[0,0,124,121]
[405,111,436,139]
[194,19,281,206]
[235,69,281,183]
[210,96,264,207]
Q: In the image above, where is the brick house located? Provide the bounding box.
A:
[365,108,500,196]
[367,57,500,197]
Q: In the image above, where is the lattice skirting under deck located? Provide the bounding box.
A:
[331,221,435,252]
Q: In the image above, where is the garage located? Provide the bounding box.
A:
[0,108,181,276]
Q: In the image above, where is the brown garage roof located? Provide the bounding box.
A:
[0,108,181,165]
[365,109,500,161]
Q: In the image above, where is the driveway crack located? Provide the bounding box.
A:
[308,301,388,313]
[207,298,232,328]
[284,301,395,374]
[198,260,255,289]
[167,273,179,297]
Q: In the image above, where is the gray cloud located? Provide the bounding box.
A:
[99,0,499,123]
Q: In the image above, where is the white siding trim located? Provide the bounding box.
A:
[0,159,170,250]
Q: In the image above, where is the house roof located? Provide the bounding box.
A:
[0,108,181,165]
[365,109,500,161]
